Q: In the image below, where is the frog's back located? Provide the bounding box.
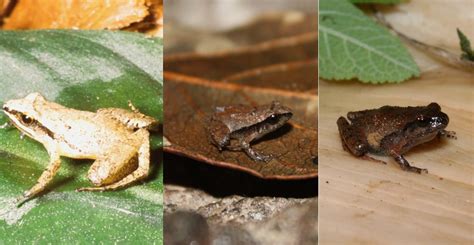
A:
[348,106,422,153]
[55,111,136,157]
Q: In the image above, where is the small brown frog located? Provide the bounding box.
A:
[337,103,455,174]
[208,101,292,162]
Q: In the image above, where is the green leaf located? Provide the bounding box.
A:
[0,30,163,243]
[350,0,402,4]
[319,0,419,83]
[457,28,474,61]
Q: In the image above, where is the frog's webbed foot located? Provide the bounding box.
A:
[439,130,457,139]
[392,153,428,174]
[241,142,273,162]
[15,195,32,207]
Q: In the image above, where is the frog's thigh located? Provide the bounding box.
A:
[79,129,150,191]
[86,144,138,186]
[337,117,367,156]
[209,120,230,149]
[97,108,157,130]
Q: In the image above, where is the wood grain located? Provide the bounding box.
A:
[319,67,473,244]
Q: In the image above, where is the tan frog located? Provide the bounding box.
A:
[2,93,158,203]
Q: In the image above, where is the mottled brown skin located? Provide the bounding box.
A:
[337,103,455,174]
[208,101,292,162]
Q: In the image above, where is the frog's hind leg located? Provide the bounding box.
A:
[97,108,158,130]
[77,129,151,192]
[226,140,243,151]
[337,117,368,157]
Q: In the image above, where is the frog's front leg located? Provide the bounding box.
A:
[77,129,151,192]
[18,142,61,204]
[97,108,158,130]
[439,130,457,139]
[240,140,273,162]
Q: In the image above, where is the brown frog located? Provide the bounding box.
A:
[337,103,456,174]
[208,101,292,162]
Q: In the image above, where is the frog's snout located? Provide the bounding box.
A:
[432,114,449,129]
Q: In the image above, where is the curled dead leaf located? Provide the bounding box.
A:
[0,0,8,16]
[124,0,163,37]
[3,0,148,30]
[1,0,162,37]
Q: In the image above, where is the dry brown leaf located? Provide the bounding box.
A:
[164,13,318,179]
[224,13,318,46]
[125,0,163,37]
[223,60,318,94]
[164,73,317,179]
[165,32,318,80]
[3,0,149,30]
[0,0,13,21]
[0,0,8,16]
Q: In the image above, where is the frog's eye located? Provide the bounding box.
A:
[268,114,279,123]
[20,115,33,125]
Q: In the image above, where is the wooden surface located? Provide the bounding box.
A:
[319,66,474,244]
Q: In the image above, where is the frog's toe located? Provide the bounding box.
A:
[15,195,31,207]
[406,166,428,174]
[257,154,273,162]
[76,187,104,192]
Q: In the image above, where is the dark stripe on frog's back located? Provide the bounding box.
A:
[24,119,56,140]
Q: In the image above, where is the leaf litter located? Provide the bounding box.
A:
[164,12,317,179]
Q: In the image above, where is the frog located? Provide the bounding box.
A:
[337,103,455,174]
[2,92,158,203]
[208,101,292,162]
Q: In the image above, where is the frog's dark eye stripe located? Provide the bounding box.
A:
[416,116,431,127]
